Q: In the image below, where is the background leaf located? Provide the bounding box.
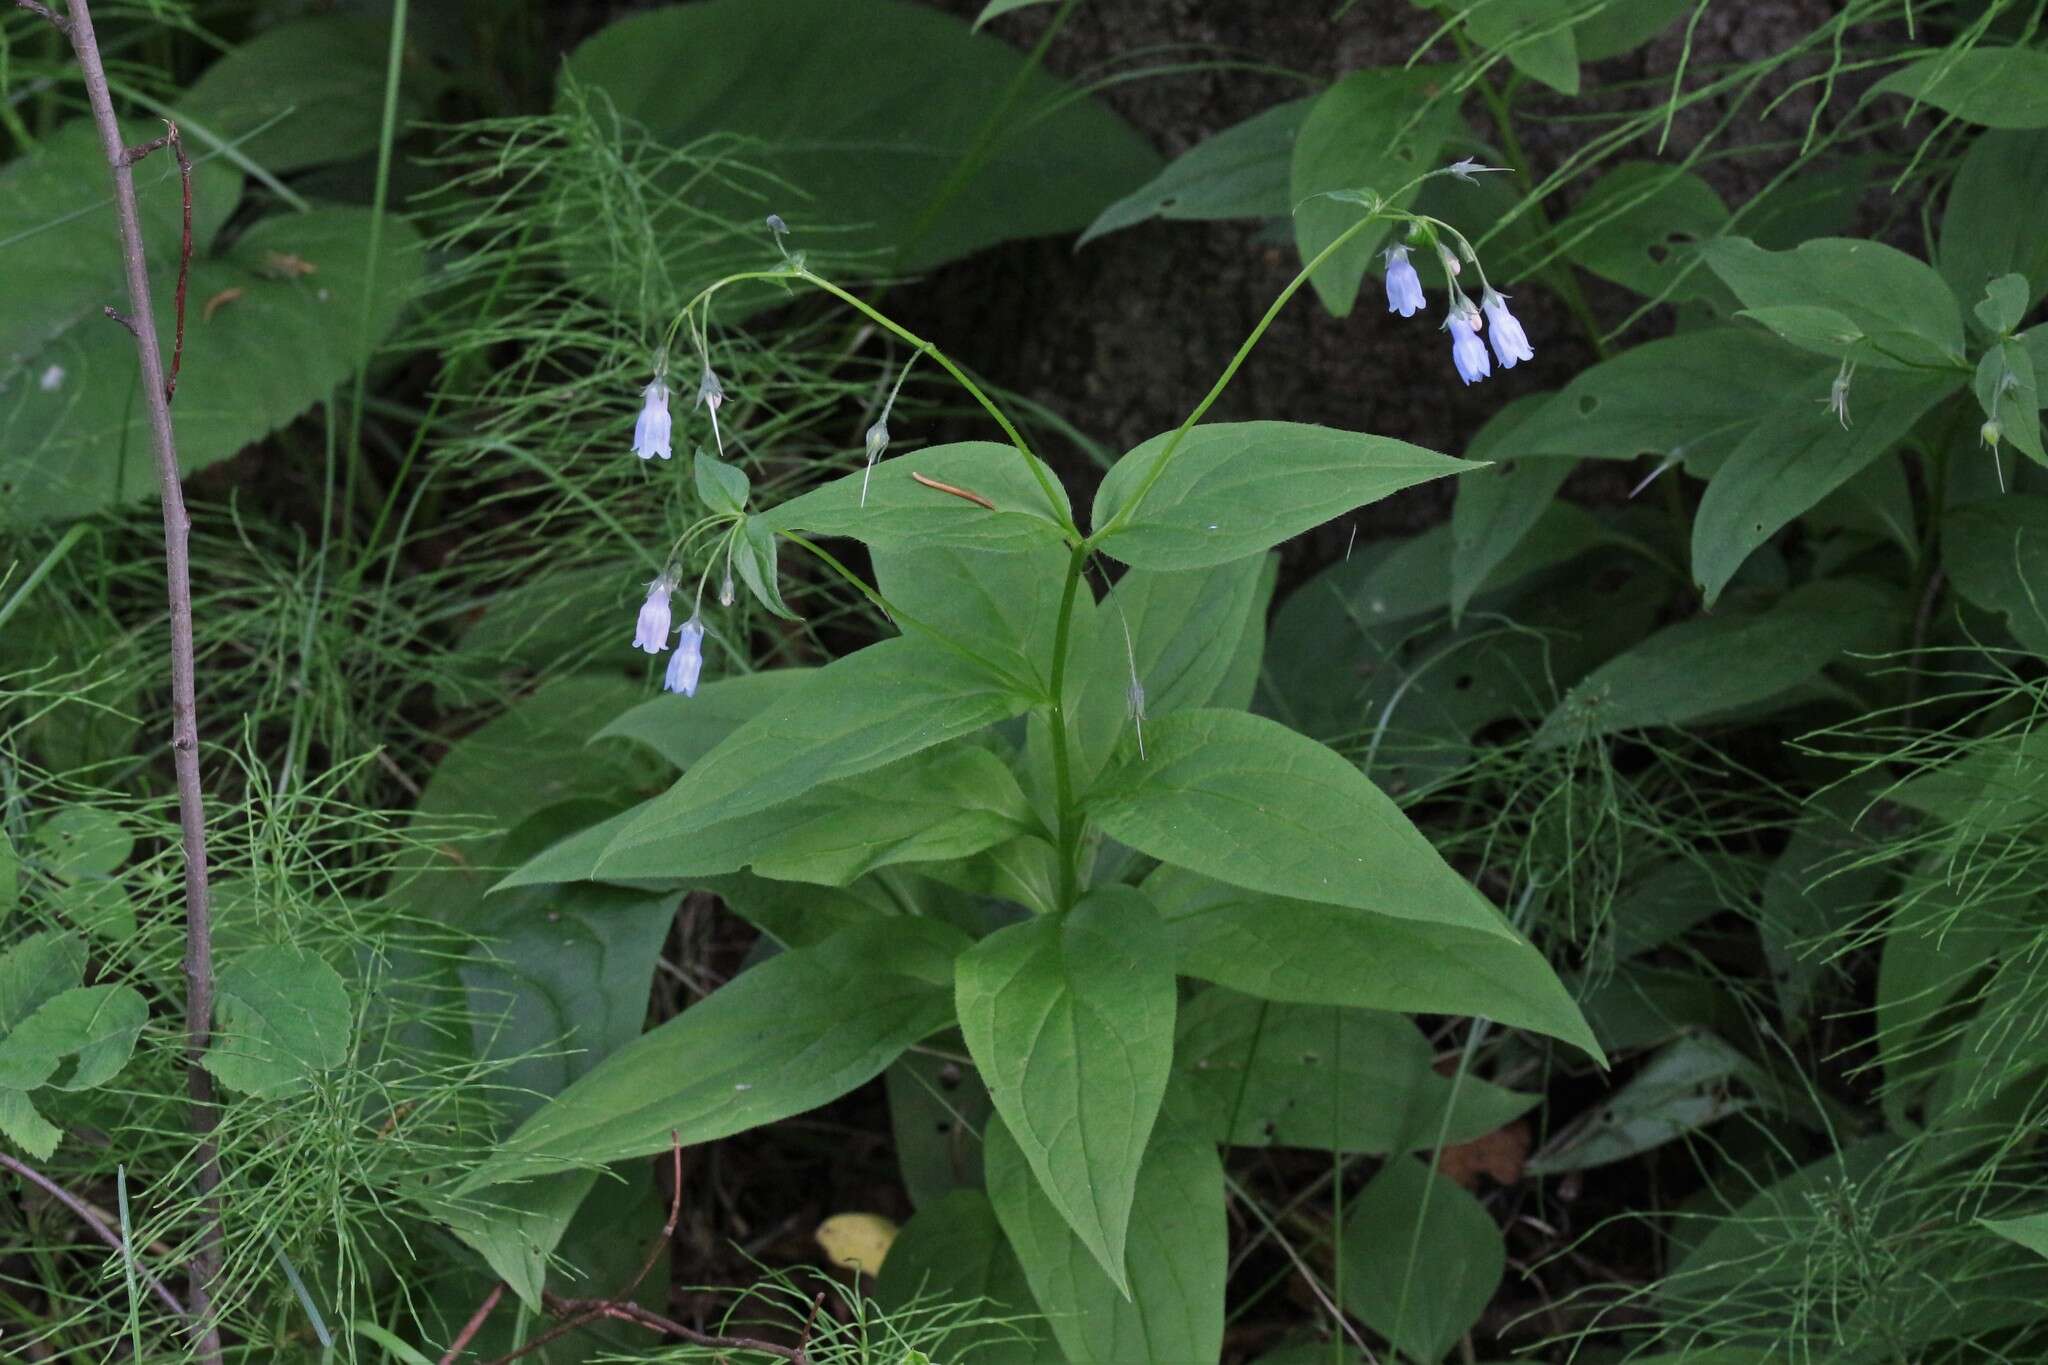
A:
[560,0,1158,301]
[1338,1155,1505,1365]
[1875,48,2048,129]
[176,17,421,173]
[875,1190,1054,1363]
[1081,101,1309,246]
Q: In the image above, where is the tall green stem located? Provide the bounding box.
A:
[1092,207,1400,542]
[1047,544,1088,910]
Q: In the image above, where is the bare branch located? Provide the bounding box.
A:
[11,0,69,33]
[0,1153,187,1319]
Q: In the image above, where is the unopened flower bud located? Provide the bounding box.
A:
[719,566,735,608]
[1982,419,2003,450]
[1438,244,1462,277]
[696,364,726,456]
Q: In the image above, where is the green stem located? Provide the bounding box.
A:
[1048,544,1088,911]
[1091,208,1400,543]
[797,269,1073,533]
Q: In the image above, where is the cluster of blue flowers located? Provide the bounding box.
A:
[627,371,721,695]
[1383,245,1533,385]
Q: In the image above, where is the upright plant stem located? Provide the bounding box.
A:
[44,1,224,1357]
[1048,544,1088,910]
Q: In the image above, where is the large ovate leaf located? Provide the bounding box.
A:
[1147,864,1599,1057]
[592,636,1036,856]
[1086,709,1517,940]
[560,0,1157,300]
[463,920,966,1189]
[1080,100,1309,246]
[874,1190,1053,1364]
[1091,422,1476,571]
[1291,68,1466,315]
[176,17,421,173]
[1875,47,2048,129]
[955,886,1176,1290]
[4,206,423,526]
[760,443,1073,553]
[1339,1155,1505,1365]
[873,541,1069,694]
[1175,989,1536,1154]
[1691,370,1958,602]
[1536,578,1900,746]
[436,1169,599,1314]
[1701,236,1967,370]
[202,945,353,1097]
[505,742,1036,889]
[1465,0,1581,95]
[0,932,88,1031]
[986,1110,1225,1364]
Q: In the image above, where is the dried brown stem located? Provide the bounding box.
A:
[436,1281,503,1365]
[0,1153,188,1319]
[58,3,224,1360]
[909,470,997,510]
[11,0,68,33]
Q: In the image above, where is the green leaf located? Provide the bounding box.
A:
[465,919,966,1188]
[1875,47,2048,129]
[1943,496,2048,653]
[558,638,1034,873]
[1148,864,1600,1057]
[885,1037,995,1209]
[1080,100,1310,246]
[1465,0,1580,95]
[986,1111,1224,1364]
[1572,0,1695,59]
[1291,68,1466,315]
[453,884,678,1125]
[1528,1033,1774,1174]
[693,450,750,514]
[1535,578,1901,746]
[1976,339,2046,465]
[1691,372,1958,601]
[1175,989,1536,1154]
[1981,1212,2048,1260]
[1552,162,1729,301]
[176,17,422,173]
[956,886,1176,1290]
[3,206,424,526]
[1447,396,1582,617]
[1091,422,1476,571]
[505,742,1036,889]
[202,946,353,1097]
[875,1190,1053,1364]
[1338,1155,1504,1365]
[1938,130,2048,311]
[0,835,15,914]
[873,541,1069,695]
[597,669,813,769]
[1700,236,1966,370]
[0,1087,59,1159]
[33,807,132,880]
[1086,708,1517,940]
[561,0,1157,299]
[760,443,1073,552]
[974,0,1057,25]
[1072,555,1271,786]
[1976,273,2031,336]
[732,517,798,620]
[0,932,86,1031]
[0,985,147,1092]
[1504,327,1831,476]
[436,1169,599,1314]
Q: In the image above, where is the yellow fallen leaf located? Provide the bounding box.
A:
[814,1211,899,1275]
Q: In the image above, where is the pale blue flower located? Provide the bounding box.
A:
[1448,302,1490,385]
[1384,247,1425,318]
[631,379,671,460]
[1480,288,1533,369]
[632,575,674,653]
[664,617,705,696]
